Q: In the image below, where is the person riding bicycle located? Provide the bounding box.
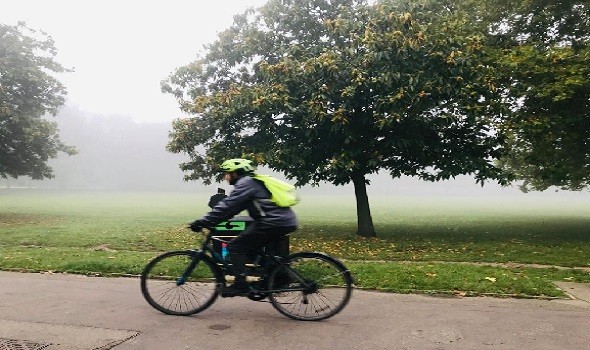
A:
[189,158,298,295]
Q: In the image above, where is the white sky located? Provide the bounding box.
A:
[1,0,268,123]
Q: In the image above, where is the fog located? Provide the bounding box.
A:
[2,0,269,124]
[3,105,588,202]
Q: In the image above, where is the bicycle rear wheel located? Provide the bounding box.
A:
[141,250,220,316]
[268,252,353,321]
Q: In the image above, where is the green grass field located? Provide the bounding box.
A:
[1,189,589,298]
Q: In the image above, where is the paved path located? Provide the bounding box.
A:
[1,271,589,350]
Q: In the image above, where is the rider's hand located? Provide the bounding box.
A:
[189,220,205,232]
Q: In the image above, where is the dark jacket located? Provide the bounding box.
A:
[200,176,297,228]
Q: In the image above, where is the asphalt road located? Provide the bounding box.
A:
[1,271,589,350]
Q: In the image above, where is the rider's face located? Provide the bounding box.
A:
[224,172,239,185]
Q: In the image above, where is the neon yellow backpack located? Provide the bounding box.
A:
[253,174,300,207]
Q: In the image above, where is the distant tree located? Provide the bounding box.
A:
[31,107,192,191]
[487,1,590,191]
[0,22,75,180]
[164,0,510,237]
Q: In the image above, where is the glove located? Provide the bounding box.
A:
[189,220,205,232]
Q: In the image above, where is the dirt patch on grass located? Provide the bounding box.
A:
[0,213,62,226]
[90,244,118,252]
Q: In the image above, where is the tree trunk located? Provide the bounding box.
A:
[351,171,376,237]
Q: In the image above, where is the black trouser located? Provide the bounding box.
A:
[226,223,296,280]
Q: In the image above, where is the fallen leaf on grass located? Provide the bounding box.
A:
[484,277,497,282]
[453,290,467,297]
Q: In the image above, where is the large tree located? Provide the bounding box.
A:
[0,22,75,180]
[164,0,509,237]
[488,1,590,191]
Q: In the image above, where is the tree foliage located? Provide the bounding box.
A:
[164,0,511,236]
[0,22,75,180]
[488,1,590,191]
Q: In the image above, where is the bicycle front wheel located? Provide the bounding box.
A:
[140,250,221,316]
[268,252,353,321]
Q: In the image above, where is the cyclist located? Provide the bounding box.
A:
[189,158,298,295]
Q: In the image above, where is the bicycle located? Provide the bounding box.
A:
[140,227,353,321]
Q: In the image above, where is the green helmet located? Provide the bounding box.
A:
[218,158,256,174]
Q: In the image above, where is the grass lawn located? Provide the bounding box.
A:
[1,189,589,298]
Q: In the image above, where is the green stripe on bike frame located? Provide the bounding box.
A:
[215,221,246,231]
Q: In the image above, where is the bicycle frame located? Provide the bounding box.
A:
[177,233,226,283]
[183,232,312,294]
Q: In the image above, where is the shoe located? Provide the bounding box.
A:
[220,280,250,297]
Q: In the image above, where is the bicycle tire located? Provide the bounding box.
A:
[141,250,221,316]
[268,252,353,321]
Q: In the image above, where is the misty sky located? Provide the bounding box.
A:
[1,0,268,123]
